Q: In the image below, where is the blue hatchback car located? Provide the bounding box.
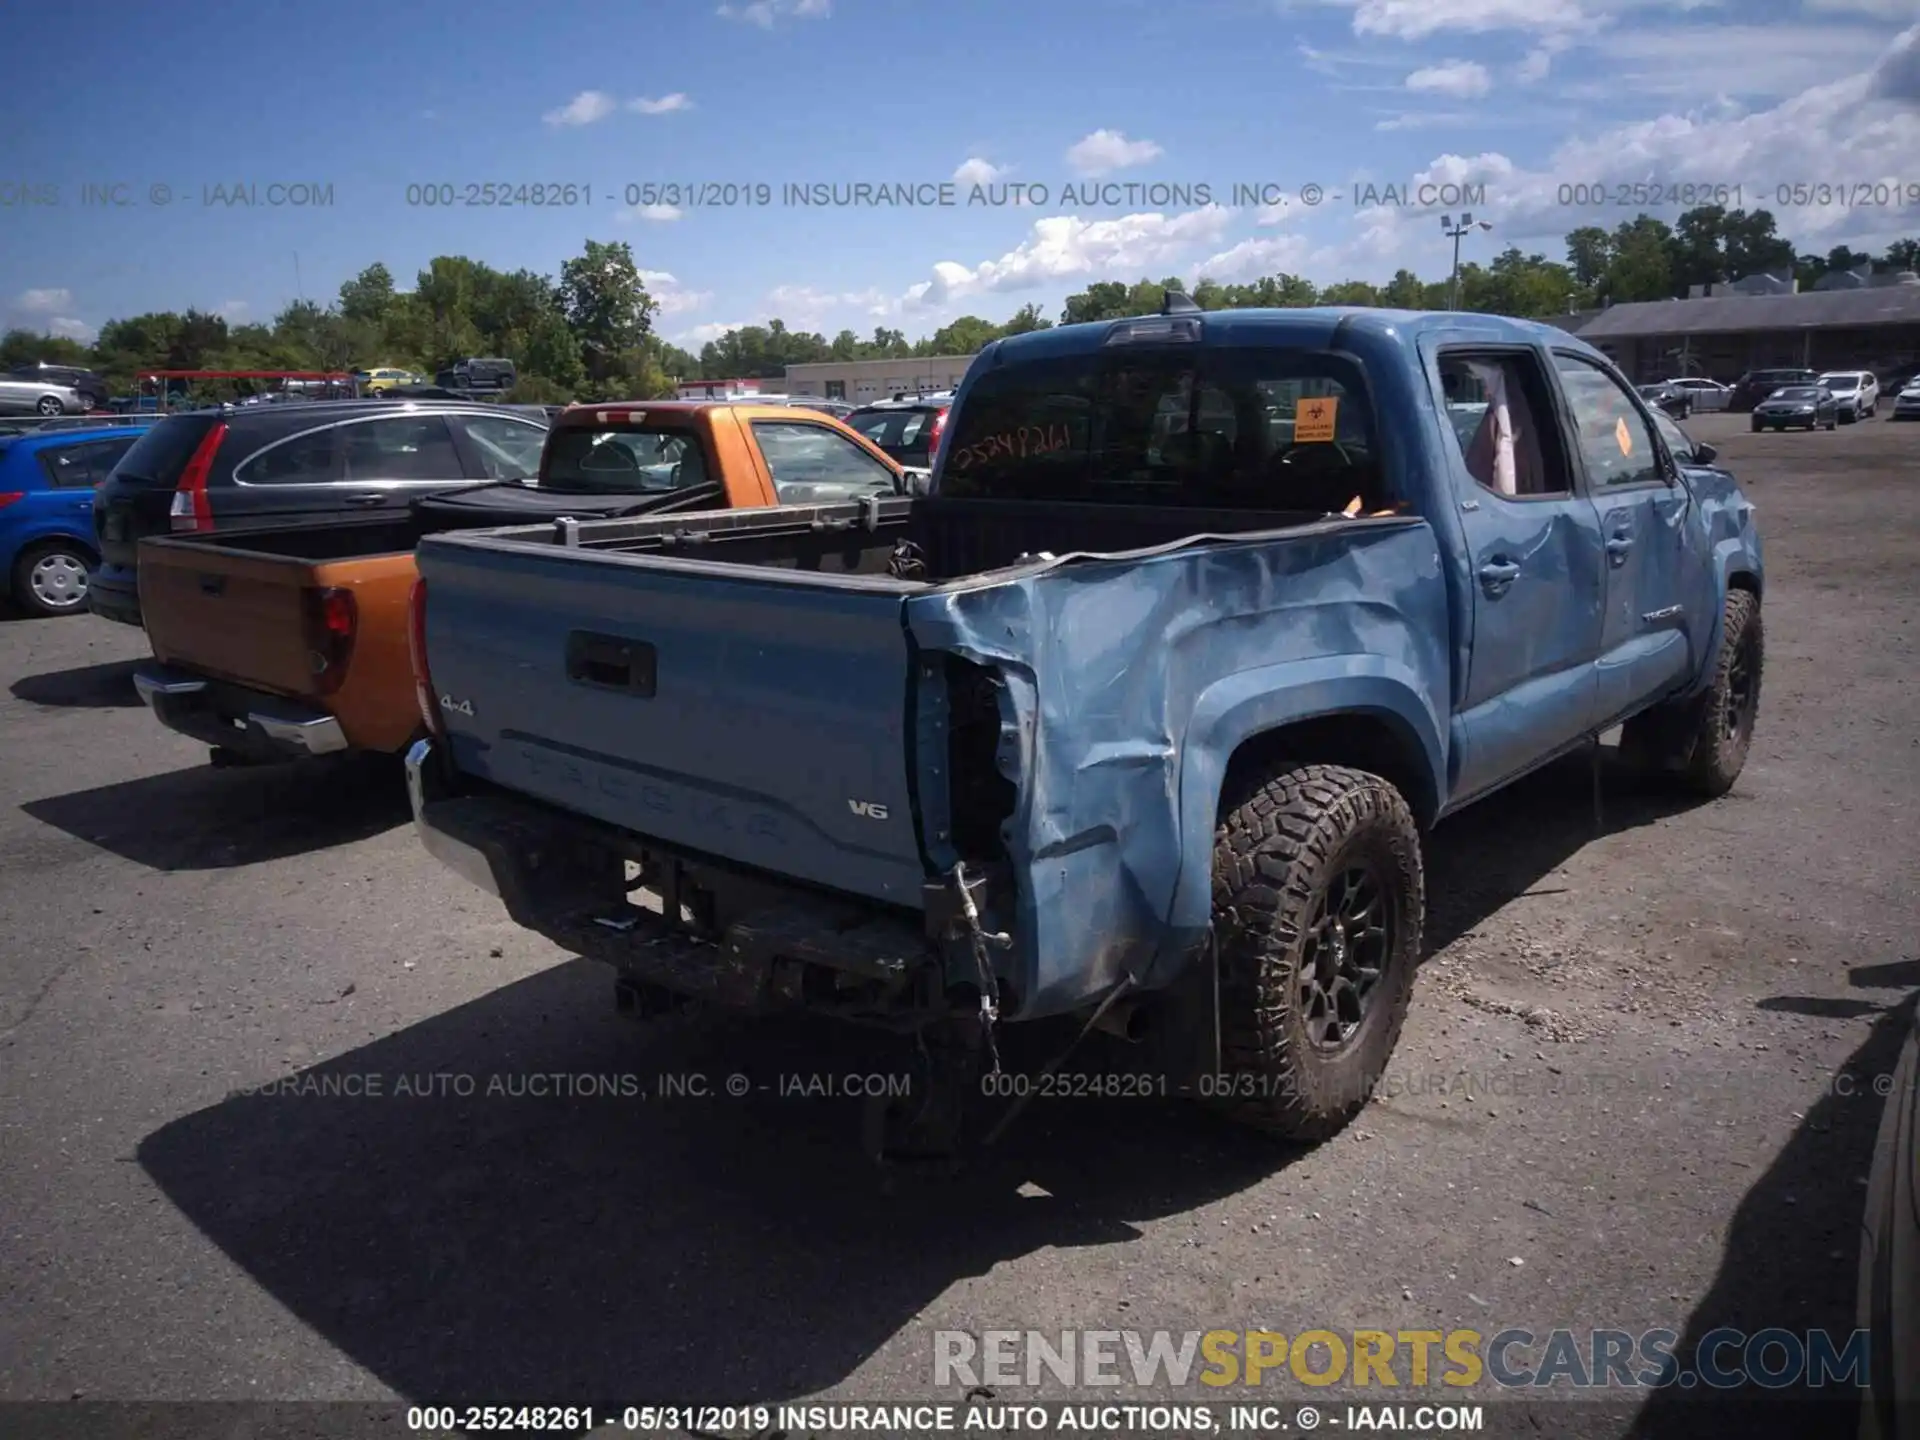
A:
[0,422,151,617]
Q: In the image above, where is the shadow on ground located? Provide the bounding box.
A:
[21,751,409,870]
[1422,743,1711,957]
[1627,967,1919,1439]
[138,961,1292,1407]
[9,658,143,708]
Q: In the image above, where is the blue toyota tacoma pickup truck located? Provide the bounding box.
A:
[403,300,1763,1158]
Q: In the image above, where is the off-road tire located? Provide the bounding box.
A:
[1211,763,1424,1143]
[1620,589,1763,797]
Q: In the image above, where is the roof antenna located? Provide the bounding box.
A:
[1161,290,1201,316]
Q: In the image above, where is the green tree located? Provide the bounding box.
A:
[1565,227,1613,291]
[1381,269,1428,308]
[557,240,658,399]
[1319,280,1382,306]
[1606,216,1677,302]
[1886,238,1920,271]
[337,263,397,327]
[1000,302,1052,335]
[927,315,1004,354]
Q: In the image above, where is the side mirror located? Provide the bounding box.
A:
[1693,442,1717,465]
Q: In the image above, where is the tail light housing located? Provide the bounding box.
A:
[408,576,440,734]
[302,585,357,695]
[0,493,24,510]
[928,406,948,462]
[168,422,229,532]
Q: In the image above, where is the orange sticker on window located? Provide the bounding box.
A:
[1615,415,1633,456]
[1295,396,1338,442]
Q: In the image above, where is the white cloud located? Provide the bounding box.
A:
[543,90,618,127]
[617,202,683,223]
[716,0,829,25]
[1515,47,1555,82]
[1064,129,1164,177]
[14,287,72,315]
[1255,201,1292,225]
[637,270,713,315]
[1192,234,1315,283]
[1806,0,1917,16]
[217,300,250,321]
[674,321,750,345]
[1405,59,1491,97]
[900,205,1236,308]
[1580,24,1891,102]
[1343,24,1920,265]
[953,157,1010,187]
[1319,0,1723,39]
[43,317,93,341]
[1375,110,1479,130]
[629,93,693,114]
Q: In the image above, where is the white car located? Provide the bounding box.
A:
[1891,379,1920,421]
[1665,377,1732,409]
[1817,370,1880,421]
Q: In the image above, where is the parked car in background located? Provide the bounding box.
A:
[1751,385,1838,431]
[1664,377,1731,411]
[89,399,552,627]
[0,422,149,617]
[129,401,905,765]
[354,367,423,394]
[1891,378,1920,421]
[842,393,951,472]
[1728,368,1819,412]
[794,399,857,419]
[1637,381,1692,419]
[1817,370,1879,421]
[0,374,91,418]
[7,364,110,411]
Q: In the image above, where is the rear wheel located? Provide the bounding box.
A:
[1210,763,1423,1142]
[34,395,64,416]
[11,540,93,618]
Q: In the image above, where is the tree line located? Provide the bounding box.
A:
[6,208,1916,402]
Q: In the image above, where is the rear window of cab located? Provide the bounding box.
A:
[938,348,1382,510]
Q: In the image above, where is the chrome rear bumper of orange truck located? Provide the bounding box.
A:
[133,663,348,758]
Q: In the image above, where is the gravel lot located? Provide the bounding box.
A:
[1,411,1915,1438]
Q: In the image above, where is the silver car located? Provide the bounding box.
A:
[0,376,88,417]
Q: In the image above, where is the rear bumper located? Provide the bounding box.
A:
[404,738,945,1018]
[134,663,348,759]
[88,564,142,626]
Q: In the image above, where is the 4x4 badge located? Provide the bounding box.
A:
[439,694,474,716]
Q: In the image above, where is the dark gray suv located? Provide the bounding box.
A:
[90,399,549,626]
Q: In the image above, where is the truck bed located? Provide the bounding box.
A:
[417,493,1441,1016]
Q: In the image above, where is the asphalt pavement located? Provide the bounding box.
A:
[0,410,1915,1439]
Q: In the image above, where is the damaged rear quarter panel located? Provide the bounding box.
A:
[905,518,1451,1017]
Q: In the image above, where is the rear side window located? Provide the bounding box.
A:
[939,348,1386,511]
[458,414,548,480]
[237,427,338,485]
[340,415,462,481]
[108,415,218,487]
[541,425,713,493]
[38,437,137,488]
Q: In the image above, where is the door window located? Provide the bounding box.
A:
[1553,355,1663,488]
[340,415,462,481]
[750,421,898,502]
[1436,354,1563,498]
[458,414,549,480]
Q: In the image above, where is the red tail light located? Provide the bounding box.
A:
[928,407,948,462]
[302,585,357,695]
[408,576,440,735]
[168,422,228,532]
[0,492,24,510]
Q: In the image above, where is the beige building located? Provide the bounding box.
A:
[783,355,975,403]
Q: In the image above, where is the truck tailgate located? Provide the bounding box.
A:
[418,538,928,906]
[139,539,322,697]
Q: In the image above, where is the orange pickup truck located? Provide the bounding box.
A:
[130,402,910,764]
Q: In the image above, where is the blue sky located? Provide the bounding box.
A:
[2,0,1916,349]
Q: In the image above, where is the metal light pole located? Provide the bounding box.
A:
[1440,213,1493,311]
